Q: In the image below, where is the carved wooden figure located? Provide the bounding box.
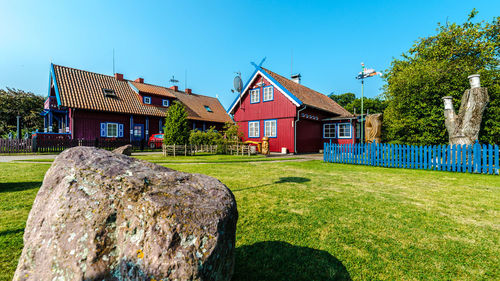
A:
[443,74,489,145]
[365,113,383,144]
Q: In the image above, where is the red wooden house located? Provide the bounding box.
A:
[228,64,358,153]
[38,64,232,142]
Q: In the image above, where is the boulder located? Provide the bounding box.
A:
[112,144,133,156]
[14,146,238,281]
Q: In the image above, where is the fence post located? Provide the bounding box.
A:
[495,144,499,175]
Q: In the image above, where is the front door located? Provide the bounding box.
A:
[133,124,144,142]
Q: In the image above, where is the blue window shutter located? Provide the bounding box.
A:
[118,124,124,137]
[100,123,107,137]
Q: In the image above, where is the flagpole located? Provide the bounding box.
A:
[361,78,364,143]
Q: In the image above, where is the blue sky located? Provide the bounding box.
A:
[0,0,498,110]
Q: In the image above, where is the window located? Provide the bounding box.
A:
[250,89,260,103]
[248,121,260,138]
[264,120,277,137]
[162,99,169,107]
[338,123,352,138]
[263,86,273,101]
[204,105,213,112]
[103,88,116,98]
[107,123,118,137]
[356,123,361,139]
[100,122,123,138]
[323,124,336,138]
[144,96,151,104]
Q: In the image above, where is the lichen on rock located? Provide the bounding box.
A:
[13,146,238,281]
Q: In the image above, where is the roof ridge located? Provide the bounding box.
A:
[261,67,326,96]
[52,64,118,79]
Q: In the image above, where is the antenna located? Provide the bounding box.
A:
[112,48,115,74]
[169,75,179,85]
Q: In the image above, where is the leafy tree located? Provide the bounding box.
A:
[222,122,243,141]
[382,10,499,145]
[328,92,356,107]
[0,88,44,137]
[329,93,387,115]
[163,101,190,144]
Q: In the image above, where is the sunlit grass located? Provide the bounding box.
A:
[0,160,499,280]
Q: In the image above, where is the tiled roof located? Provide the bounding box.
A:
[173,91,233,123]
[52,64,231,123]
[129,81,176,98]
[261,67,353,117]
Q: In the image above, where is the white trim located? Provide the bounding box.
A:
[107,123,119,138]
[323,123,336,139]
[338,123,352,139]
[229,70,301,113]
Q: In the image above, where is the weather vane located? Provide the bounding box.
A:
[355,62,382,143]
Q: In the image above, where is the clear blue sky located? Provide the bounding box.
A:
[0,0,498,110]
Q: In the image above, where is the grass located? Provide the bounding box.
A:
[12,153,300,164]
[0,160,499,280]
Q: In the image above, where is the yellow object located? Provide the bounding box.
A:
[261,137,270,155]
[243,140,262,152]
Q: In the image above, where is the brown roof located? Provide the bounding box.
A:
[52,64,231,123]
[172,91,232,123]
[53,64,166,117]
[261,67,353,117]
[129,81,176,98]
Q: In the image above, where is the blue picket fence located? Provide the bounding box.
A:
[323,141,499,175]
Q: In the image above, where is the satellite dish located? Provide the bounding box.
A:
[233,74,243,93]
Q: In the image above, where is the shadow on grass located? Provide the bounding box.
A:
[0,182,41,193]
[233,241,351,281]
[233,177,310,192]
[0,227,24,237]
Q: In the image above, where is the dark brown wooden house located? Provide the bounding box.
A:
[38,64,231,142]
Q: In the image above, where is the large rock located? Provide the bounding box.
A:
[112,144,133,156]
[14,146,238,281]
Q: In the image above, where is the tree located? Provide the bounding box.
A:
[329,92,387,115]
[0,88,44,137]
[163,101,190,145]
[382,10,499,145]
[328,92,356,107]
[222,122,243,141]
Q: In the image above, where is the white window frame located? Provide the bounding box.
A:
[338,123,352,138]
[323,123,336,138]
[263,86,273,102]
[250,89,260,103]
[107,123,118,138]
[248,121,260,138]
[162,99,169,107]
[264,119,277,138]
[144,96,151,104]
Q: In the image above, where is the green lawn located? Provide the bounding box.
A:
[0,159,499,280]
[13,153,300,164]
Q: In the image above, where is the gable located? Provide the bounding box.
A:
[228,69,302,114]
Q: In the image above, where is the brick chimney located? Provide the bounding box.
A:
[134,77,144,83]
[170,86,178,91]
[185,88,192,94]
[114,73,124,81]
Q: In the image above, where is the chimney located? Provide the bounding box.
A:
[134,77,144,83]
[114,73,124,81]
[291,73,301,84]
[170,85,178,91]
[185,88,192,94]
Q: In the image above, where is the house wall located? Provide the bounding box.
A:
[233,73,297,153]
[321,119,357,145]
[72,110,164,140]
[296,107,335,153]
